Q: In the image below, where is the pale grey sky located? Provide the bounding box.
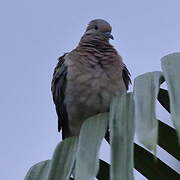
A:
[0,0,180,180]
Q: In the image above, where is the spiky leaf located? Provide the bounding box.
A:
[75,113,108,180]
[109,93,135,180]
[133,71,164,152]
[47,137,78,180]
[24,160,50,180]
[161,52,180,141]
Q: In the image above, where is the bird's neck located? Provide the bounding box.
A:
[77,34,116,54]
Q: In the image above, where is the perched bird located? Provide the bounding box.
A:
[51,19,131,139]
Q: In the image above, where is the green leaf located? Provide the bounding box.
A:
[47,137,78,180]
[158,120,180,161]
[157,89,179,159]
[134,143,180,180]
[71,160,110,180]
[104,134,179,180]
[161,52,180,141]
[109,93,135,180]
[158,88,170,113]
[133,71,165,152]
[75,113,108,180]
[97,160,110,180]
[24,160,50,180]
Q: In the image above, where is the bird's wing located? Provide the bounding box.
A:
[51,53,69,139]
[122,64,131,90]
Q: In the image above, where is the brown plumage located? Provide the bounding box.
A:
[51,19,131,139]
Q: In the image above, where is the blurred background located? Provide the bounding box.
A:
[0,0,179,179]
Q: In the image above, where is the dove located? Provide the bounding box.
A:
[51,19,131,139]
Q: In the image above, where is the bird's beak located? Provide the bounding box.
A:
[104,32,114,40]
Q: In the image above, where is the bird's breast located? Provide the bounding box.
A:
[65,54,126,114]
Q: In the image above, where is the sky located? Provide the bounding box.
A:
[0,0,180,179]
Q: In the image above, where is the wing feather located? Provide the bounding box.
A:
[122,64,131,90]
[51,53,69,139]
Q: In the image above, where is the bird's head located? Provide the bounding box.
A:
[84,19,114,41]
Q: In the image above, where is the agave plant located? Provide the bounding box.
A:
[24,53,180,180]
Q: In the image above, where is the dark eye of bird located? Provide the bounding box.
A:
[94,25,98,30]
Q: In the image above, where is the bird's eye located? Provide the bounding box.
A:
[94,25,98,30]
